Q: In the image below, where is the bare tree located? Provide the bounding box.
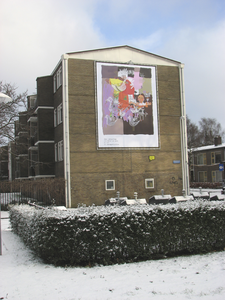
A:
[0,81,27,145]
[187,115,225,149]
[186,115,201,149]
[198,117,225,146]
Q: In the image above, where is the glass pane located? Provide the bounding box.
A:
[215,153,221,163]
[146,180,153,188]
[106,181,114,190]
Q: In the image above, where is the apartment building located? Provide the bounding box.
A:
[190,136,225,183]
[9,45,189,207]
[0,145,8,180]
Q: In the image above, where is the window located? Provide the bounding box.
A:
[54,66,62,92]
[215,152,221,163]
[30,122,37,137]
[59,67,62,87]
[56,67,62,89]
[197,153,206,165]
[30,150,38,165]
[54,108,57,127]
[54,143,58,162]
[212,170,222,182]
[211,152,215,164]
[198,171,207,182]
[58,140,63,161]
[57,104,63,124]
[54,105,63,126]
[53,74,57,93]
[105,180,115,191]
[211,151,221,164]
[145,178,154,189]
[29,96,36,109]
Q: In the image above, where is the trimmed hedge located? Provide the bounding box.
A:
[9,201,225,266]
[190,182,222,189]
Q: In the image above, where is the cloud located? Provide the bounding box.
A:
[0,0,105,94]
[129,18,225,129]
[159,20,225,128]
[1,0,224,131]
[129,31,164,52]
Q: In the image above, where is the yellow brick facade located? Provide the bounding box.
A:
[67,58,184,207]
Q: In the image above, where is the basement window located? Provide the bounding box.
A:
[105,180,115,191]
[145,178,154,189]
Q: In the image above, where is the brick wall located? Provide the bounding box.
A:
[68,59,183,206]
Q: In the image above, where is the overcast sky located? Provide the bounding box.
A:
[1,0,225,130]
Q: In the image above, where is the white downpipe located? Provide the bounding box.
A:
[179,64,189,196]
[62,54,71,208]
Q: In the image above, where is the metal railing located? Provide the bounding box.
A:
[0,178,65,208]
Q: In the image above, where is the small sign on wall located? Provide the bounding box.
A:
[173,160,181,164]
[219,163,224,171]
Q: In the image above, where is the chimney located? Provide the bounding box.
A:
[214,136,222,146]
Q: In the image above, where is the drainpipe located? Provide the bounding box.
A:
[179,64,190,196]
[62,54,71,208]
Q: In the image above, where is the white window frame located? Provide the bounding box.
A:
[53,74,57,93]
[59,67,62,87]
[29,96,36,109]
[54,108,57,127]
[58,140,63,161]
[105,180,115,191]
[56,67,62,89]
[54,143,58,162]
[54,66,62,92]
[57,104,63,125]
[30,122,37,137]
[145,178,154,189]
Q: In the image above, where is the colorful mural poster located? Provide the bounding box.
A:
[96,62,158,148]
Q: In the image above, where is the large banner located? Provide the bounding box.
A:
[96,62,158,148]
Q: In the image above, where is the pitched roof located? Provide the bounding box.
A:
[191,143,225,152]
[66,45,181,64]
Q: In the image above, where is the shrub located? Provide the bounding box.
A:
[9,201,225,266]
[190,182,222,189]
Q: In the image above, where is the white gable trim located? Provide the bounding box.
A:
[66,45,182,67]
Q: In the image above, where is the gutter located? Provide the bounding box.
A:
[62,54,71,208]
[179,64,190,196]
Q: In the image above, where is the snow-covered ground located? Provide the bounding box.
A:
[1,210,225,300]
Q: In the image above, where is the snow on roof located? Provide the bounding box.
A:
[191,143,225,152]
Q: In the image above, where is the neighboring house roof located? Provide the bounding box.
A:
[191,143,225,152]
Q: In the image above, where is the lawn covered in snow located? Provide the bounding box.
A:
[1,211,225,300]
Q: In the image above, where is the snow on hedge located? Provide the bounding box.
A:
[9,201,225,266]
